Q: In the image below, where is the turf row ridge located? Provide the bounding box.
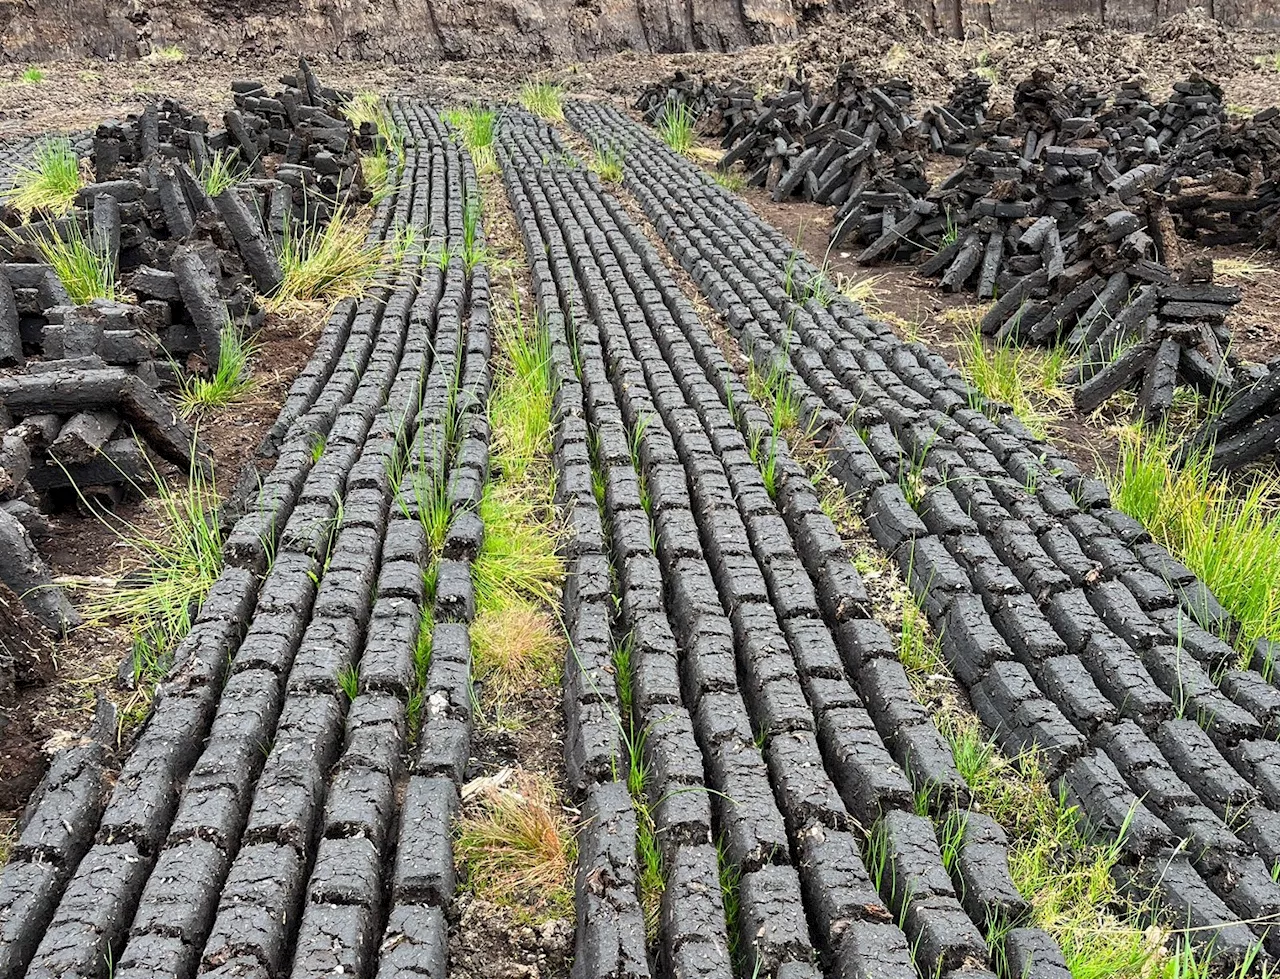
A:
[499,108,1053,979]
[565,99,1280,961]
[0,98,484,979]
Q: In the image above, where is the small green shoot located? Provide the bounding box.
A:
[337,664,359,700]
[21,67,45,84]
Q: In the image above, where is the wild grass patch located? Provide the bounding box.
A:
[473,482,564,613]
[1109,426,1280,666]
[897,593,943,689]
[0,816,15,865]
[345,92,405,201]
[712,167,745,192]
[520,81,565,122]
[471,602,562,705]
[35,221,116,302]
[1214,256,1274,280]
[145,45,185,63]
[3,138,81,216]
[837,272,887,318]
[21,67,45,84]
[455,769,576,921]
[490,283,553,482]
[939,713,1169,978]
[958,320,1068,438]
[656,100,696,155]
[444,105,497,174]
[177,322,258,415]
[269,205,382,309]
[73,459,222,734]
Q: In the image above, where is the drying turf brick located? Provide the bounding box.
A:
[738,864,813,977]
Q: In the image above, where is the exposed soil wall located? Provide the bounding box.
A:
[902,0,1280,36]
[0,0,1278,66]
[0,0,795,62]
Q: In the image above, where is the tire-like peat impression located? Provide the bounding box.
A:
[497,109,1065,979]
[0,98,489,979]
[565,99,1280,959]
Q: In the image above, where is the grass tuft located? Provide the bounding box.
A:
[345,92,405,201]
[519,81,566,122]
[473,482,564,613]
[1256,51,1280,73]
[746,350,803,434]
[1214,257,1274,280]
[455,769,576,921]
[35,221,115,302]
[471,602,562,706]
[591,145,625,183]
[199,149,241,197]
[269,205,382,309]
[837,273,887,317]
[337,663,359,701]
[656,100,696,155]
[958,321,1068,438]
[712,167,746,192]
[444,105,497,174]
[3,138,81,217]
[145,45,185,63]
[490,282,553,482]
[74,458,222,734]
[1109,426,1280,665]
[21,67,45,84]
[177,322,257,415]
[897,594,943,688]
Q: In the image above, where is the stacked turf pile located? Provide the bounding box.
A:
[0,57,384,628]
[641,65,1280,453]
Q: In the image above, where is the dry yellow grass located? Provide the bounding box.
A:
[470,602,562,705]
[455,769,576,919]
